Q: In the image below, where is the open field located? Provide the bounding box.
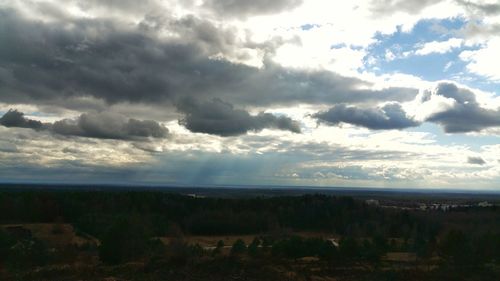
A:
[158,232,339,249]
[1,223,99,248]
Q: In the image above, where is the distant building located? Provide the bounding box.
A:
[478,201,492,207]
[365,199,379,206]
[186,193,205,198]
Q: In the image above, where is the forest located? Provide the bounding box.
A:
[0,189,499,280]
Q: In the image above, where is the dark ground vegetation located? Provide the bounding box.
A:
[0,189,499,280]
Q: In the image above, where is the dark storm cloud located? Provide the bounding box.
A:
[138,13,243,59]
[0,8,417,112]
[313,103,420,130]
[72,0,164,15]
[425,83,500,133]
[459,21,500,40]
[467,156,486,165]
[0,110,168,140]
[0,109,44,130]
[177,98,301,136]
[68,0,302,19]
[371,0,500,18]
[202,0,302,17]
[52,112,169,140]
[456,0,500,16]
[313,82,500,133]
[0,9,177,106]
[369,0,440,15]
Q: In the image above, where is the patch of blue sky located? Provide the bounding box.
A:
[452,72,500,94]
[330,43,347,49]
[364,17,500,95]
[380,48,477,81]
[368,18,466,58]
[365,18,465,75]
[301,23,321,30]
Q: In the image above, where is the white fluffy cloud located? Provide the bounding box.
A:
[415,38,463,55]
[460,37,500,81]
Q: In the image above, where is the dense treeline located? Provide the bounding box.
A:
[0,191,439,240]
[1,190,500,280]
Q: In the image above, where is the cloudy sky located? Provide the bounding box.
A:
[1,0,500,190]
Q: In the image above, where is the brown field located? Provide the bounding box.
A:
[1,223,99,248]
[158,235,255,248]
[384,252,417,262]
[157,231,340,249]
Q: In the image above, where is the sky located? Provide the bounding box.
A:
[0,0,500,190]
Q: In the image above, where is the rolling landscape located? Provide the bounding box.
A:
[1,0,500,280]
[1,185,500,280]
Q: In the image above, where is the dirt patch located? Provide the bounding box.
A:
[384,252,417,262]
